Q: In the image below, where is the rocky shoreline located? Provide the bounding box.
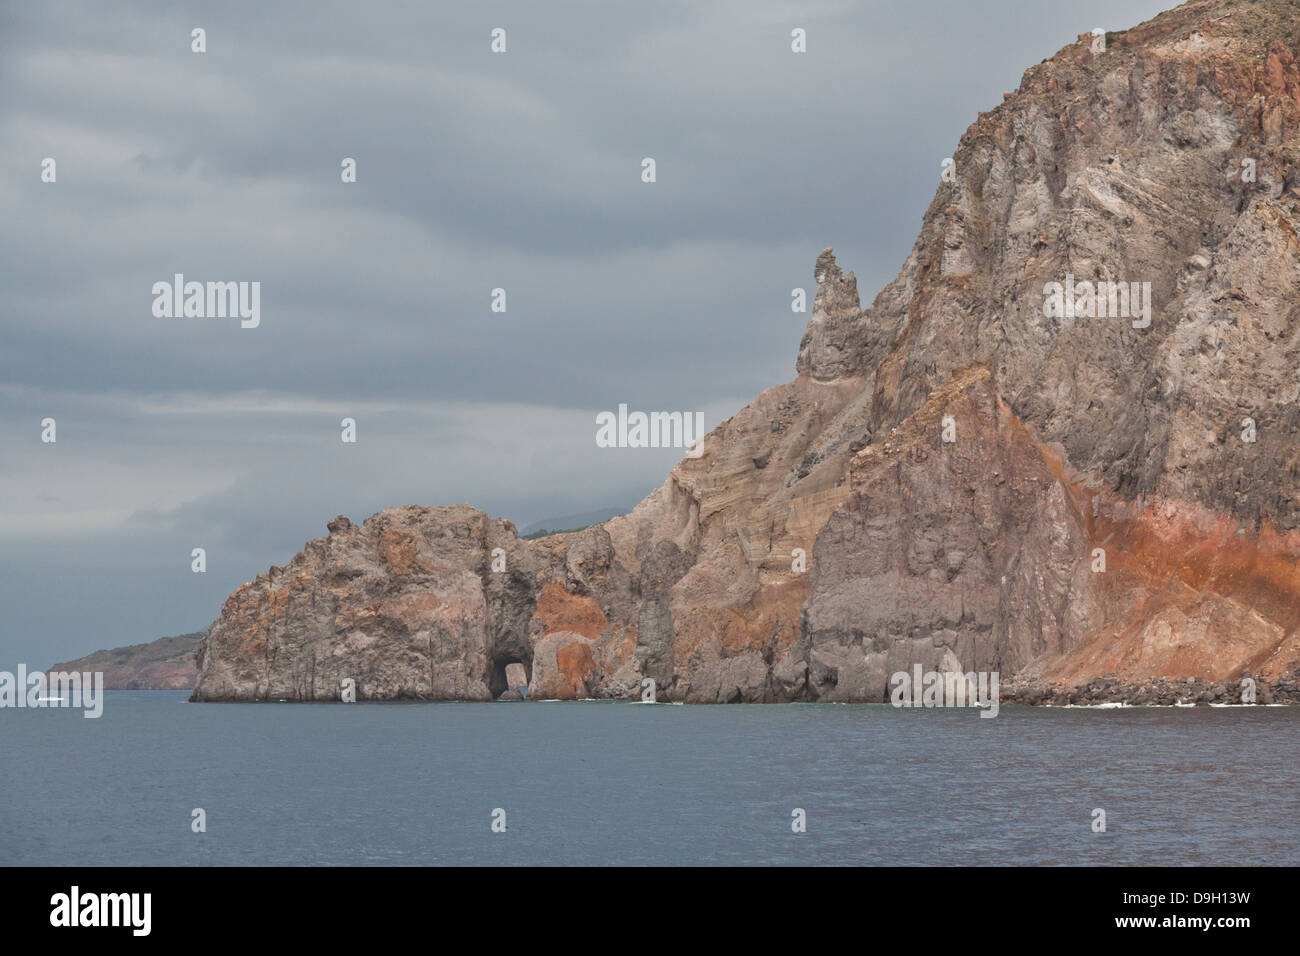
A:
[185,668,1300,706]
[1002,669,1300,707]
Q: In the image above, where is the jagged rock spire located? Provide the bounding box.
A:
[796,247,865,380]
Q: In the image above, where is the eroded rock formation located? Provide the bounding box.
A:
[194,0,1300,703]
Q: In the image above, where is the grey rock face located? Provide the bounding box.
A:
[804,367,1097,700]
[796,248,867,380]
[193,506,544,701]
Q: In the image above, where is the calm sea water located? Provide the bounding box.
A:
[2,692,1296,866]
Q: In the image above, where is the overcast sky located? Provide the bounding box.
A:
[0,0,1173,666]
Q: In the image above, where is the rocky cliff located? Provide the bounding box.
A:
[193,0,1300,703]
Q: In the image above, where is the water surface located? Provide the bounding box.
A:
[2,693,1295,865]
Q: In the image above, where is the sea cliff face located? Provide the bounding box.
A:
[194,0,1300,703]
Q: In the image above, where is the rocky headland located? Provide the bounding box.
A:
[191,0,1300,705]
[49,633,201,690]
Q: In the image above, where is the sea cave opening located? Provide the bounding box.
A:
[489,651,533,699]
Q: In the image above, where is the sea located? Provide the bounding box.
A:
[2,692,1296,865]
